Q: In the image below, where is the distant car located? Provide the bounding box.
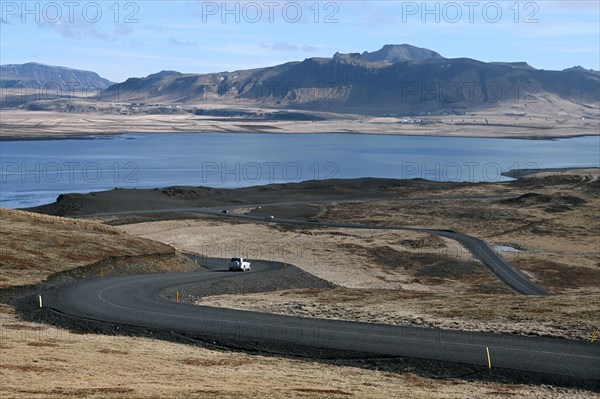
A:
[265,215,274,219]
[221,210,229,214]
[229,257,251,272]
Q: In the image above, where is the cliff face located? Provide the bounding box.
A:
[1,62,114,90]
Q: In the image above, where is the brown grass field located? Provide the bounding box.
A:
[1,169,599,397]
[1,102,598,139]
[120,170,600,341]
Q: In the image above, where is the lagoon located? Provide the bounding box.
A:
[1,133,598,208]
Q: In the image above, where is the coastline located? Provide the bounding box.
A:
[1,130,599,142]
[501,167,600,179]
[5,168,598,211]
[1,109,598,141]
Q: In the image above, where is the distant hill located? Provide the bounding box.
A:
[0,62,114,90]
[329,44,444,67]
[101,44,599,113]
[360,43,444,63]
[563,65,600,74]
[3,46,599,115]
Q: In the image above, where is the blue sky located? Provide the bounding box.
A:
[1,1,599,82]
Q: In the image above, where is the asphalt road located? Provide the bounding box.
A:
[236,213,548,295]
[429,230,547,295]
[41,258,599,389]
[75,202,547,295]
[28,193,591,388]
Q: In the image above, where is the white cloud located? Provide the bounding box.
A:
[35,17,136,42]
[168,38,199,47]
[259,42,329,52]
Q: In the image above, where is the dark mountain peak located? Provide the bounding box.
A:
[334,52,361,59]
[332,52,371,66]
[565,65,586,72]
[0,62,114,89]
[94,45,598,114]
[361,44,444,63]
[2,62,76,72]
[5,61,50,67]
[563,65,599,74]
[329,44,443,68]
[489,61,534,69]
[146,70,182,79]
[302,57,331,66]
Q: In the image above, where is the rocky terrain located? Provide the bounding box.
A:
[2,45,598,116]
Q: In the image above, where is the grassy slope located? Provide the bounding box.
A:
[0,208,597,398]
[0,209,181,288]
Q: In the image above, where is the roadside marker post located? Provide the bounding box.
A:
[592,326,599,343]
[486,347,492,369]
[176,291,179,303]
[38,295,43,308]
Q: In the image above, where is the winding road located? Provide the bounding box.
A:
[41,258,599,389]
[36,201,600,388]
[76,203,548,295]
[230,212,548,295]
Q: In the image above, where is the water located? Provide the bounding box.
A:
[1,133,598,208]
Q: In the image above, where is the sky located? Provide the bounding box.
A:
[1,0,599,82]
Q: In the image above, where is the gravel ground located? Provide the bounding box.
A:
[160,254,336,303]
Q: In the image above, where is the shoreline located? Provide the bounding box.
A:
[2,107,598,141]
[6,168,598,211]
[1,130,599,142]
[501,167,600,178]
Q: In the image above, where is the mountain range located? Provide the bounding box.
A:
[1,62,114,90]
[2,45,599,114]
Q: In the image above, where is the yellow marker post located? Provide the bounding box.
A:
[486,347,492,369]
[38,295,43,308]
[592,326,599,343]
[176,291,179,303]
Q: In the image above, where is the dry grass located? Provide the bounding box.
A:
[1,305,595,399]
[119,171,600,341]
[181,357,251,367]
[292,388,352,395]
[1,105,597,139]
[119,220,500,293]
[2,174,599,397]
[0,209,178,288]
[200,288,600,341]
[321,171,600,293]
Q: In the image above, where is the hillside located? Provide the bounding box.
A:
[0,209,194,289]
[0,63,114,90]
[100,44,600,113]
[1,45,598,134]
